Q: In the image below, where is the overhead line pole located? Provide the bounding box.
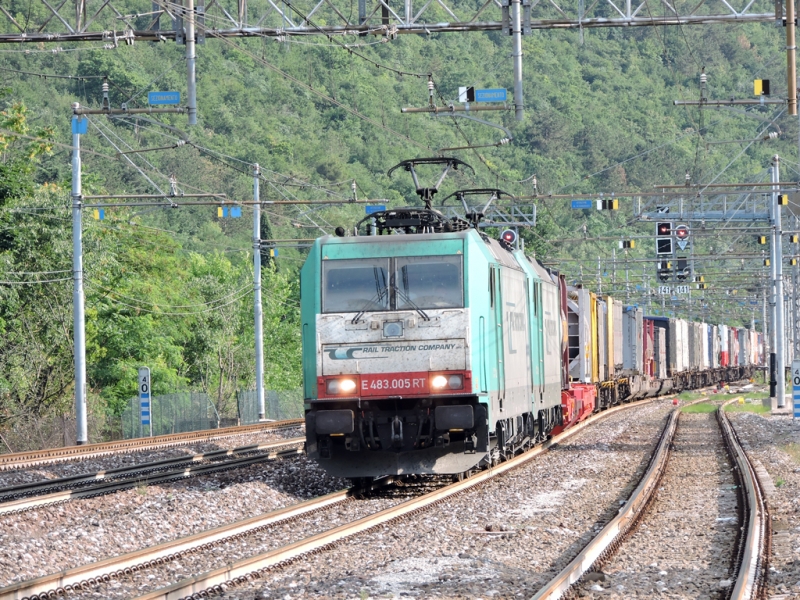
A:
[186,0,198,125]
[788,0,798,116]
[253,164,266,421]
[511,0,524,121]
[71,103,88,445]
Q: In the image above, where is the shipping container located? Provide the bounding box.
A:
[739,328,748,366]
[597,298,608,381]
[622,306,644,374]
[701,323,710,370]
[643,318,655,378]
[612,298,624,375]
[567,287,594,383]
[655,326,667,379]
[719,325,729,367]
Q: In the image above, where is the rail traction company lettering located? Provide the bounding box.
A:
[330,343,459,359]
[366,343,458,352]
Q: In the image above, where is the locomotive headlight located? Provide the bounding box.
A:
[447,375,463,389]
[431,375,448,389]
[326,378,357,395]
[431,374,464,390]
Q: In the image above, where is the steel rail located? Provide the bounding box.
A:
[718,399,769,600]
[0,437,306,503]
[131,397,664,600]
[529,395,768,600]
[0,419,302,471]
[529,406,682,600]
[0,440,304,516]
[0,487,358,600]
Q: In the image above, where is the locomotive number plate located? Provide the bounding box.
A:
[360,372,430,396]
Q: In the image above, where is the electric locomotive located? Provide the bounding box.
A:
[300,159,563,478]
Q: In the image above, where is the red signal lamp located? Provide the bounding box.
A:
[501,229,517,245]
[675,224,689,240]
[656,222,671,236]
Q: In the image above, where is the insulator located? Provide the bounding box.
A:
[498,137,510,145]
[700,73,707,85]
[427,79,434,91]
[764,131,779,140]
[102,82,109,92]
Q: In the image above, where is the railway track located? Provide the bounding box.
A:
[0,419,303,472]
[531,397,769,600]
[2,398,662,600]
[0,438,305,516]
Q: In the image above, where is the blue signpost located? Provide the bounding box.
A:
[148,91,181,105]
[571,200,593,209]
[138,366,152,437]
[474,89,507,102]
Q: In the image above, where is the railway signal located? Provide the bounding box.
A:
[674,224,690,251]
[656,222,673,256]
[501,229,518,246]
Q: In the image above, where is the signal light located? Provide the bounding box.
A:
[754,79,770,96]
[674,224,689,240]
[656,222,671,236]
[500,229,517,245]
[757,236,767,245]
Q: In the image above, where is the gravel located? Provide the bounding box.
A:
[727,409,800,599]
[0,425,303,489]
[571,410,740,599]
[199,400,676,600]
[0,453,344,587]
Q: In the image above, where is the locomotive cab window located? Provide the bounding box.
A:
[396,255,463,310]
[322,259,390,313]
[321,255,463,313]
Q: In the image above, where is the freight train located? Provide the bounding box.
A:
[299,158,761,479]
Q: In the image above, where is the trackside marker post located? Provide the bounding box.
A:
[139,366,152,437]
[793,360,800,421]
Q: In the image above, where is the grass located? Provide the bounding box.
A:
[781,442,800,465]
[723,402,771,414]
[682,402,718,414]
[676,391,709,402]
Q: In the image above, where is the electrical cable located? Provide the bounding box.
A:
[0,66,106,80]
[88,279,253,308]
[88,118,166,194]
[0,277,72,285]
[201,30,432,152]
[87,282,253,315]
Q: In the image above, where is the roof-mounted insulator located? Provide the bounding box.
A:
[428,76,435,107]
[102,78,110,111]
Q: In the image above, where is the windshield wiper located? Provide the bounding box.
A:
[351,267,388,324]
[391,282,430,322]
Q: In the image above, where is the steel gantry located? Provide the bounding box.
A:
[0,0,779,42]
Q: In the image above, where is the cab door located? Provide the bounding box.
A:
[490,264,505,407]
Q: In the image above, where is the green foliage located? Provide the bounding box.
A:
[0,12,792,433]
